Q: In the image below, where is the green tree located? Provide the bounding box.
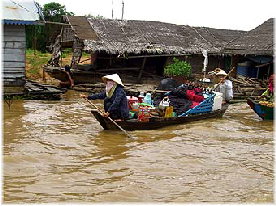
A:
[43,2,74,22]
[26,2,74,51]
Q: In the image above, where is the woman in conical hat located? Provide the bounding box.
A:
[81,73,129,120]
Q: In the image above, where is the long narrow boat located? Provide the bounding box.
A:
[247,98,274,120]
[91,104,229,130]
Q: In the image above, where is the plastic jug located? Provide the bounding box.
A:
[212,92,223,111]
[128,96,139,109]
[165,106,174,118]
[138,92,144,103]
[143,93,152,105]
[159,97,170,110]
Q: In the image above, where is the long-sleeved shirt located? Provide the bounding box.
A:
[87,85,129,119]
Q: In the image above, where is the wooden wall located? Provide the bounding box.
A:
[3,24,26,93]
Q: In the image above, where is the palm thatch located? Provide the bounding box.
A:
[224,18,274,55]
[193,26,246,49]
[64,16,245,56]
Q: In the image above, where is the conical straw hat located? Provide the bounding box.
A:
[216,70,227,76]
[102,73,124,87]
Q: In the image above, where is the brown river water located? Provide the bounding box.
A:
[3,90,274,203]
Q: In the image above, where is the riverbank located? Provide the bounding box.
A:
[26,49,90,86]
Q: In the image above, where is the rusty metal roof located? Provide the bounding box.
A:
[2,0,40,24]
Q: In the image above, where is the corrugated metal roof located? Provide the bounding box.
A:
[2,0,40,24]
[3,19,40,25]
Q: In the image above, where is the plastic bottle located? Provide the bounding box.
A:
[138,92,144,103]
[165,106,174,118]
[143,93,152,105]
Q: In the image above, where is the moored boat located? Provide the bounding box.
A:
[247,98,274,120]
[91,104,229,130]
[43,65,103,84]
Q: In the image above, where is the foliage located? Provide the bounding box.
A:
[26,49,52,79]
[26,2,74,51]
[26,25,47,52]
[26,49,91,80]
[43,2,74,22]
[164,58,191,77]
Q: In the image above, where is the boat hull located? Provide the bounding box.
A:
[43,66,102,84]
[247,98,274,120]
[91,105,228,130]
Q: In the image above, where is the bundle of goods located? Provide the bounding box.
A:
[127,93,158,122]
[259,100,274,108]
[127,84,223,121]
[153,84,207,115]
[178,92,215,117]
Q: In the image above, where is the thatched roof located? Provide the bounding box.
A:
[193,26,246,48]
[65,16,99,41]
[65,16,245,55]
[224,18,274,55]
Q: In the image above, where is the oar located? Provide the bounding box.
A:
[83,98,135,139]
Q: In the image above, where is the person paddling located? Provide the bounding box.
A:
[80,74,129,121]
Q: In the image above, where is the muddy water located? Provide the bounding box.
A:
[3,91,274,203]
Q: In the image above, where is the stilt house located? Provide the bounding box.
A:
[2,0,40,94]
[48,16,245,83]
[224,18,274,80]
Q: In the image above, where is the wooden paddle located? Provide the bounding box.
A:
[83,98,135,139]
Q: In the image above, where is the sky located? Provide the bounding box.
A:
[35,0,276,31]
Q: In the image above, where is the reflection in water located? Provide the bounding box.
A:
[3,93,274,203]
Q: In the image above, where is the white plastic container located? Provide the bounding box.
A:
[159,97,170,110]
[143,93,152,105]
[212,92,223,111]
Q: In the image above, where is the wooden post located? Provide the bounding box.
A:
[109,55,112,67]
[42,68,46,82]
[137,57,147,83]
[267,64,271,79]
[256,67,260,79]
[60,26,63,67]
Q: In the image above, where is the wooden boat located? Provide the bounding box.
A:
[43,65,102,84]
[247,98,274,120]
[43,65,148,85]
[91,104,229,130]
